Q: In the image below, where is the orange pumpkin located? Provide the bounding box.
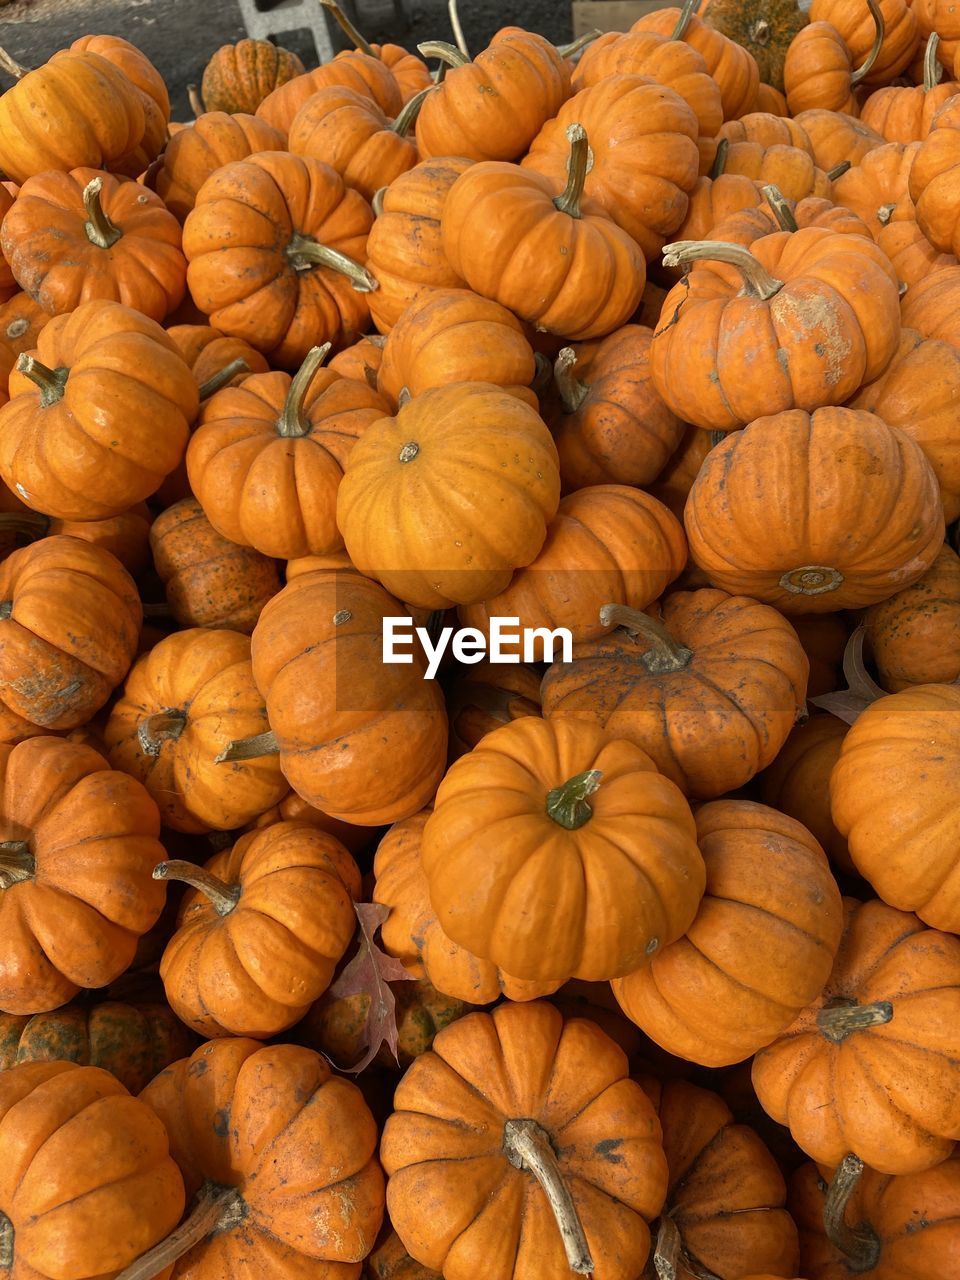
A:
[0,299,197,520]
[67,34,169,168]
[899,262,960,345]
[153,111,286,223]
[442,126,646,340]
[250,569,448,824]
[459,485,687,645]
[188,345,390,559]
[649,425,714,522]
[321,0,432,103]
[447,660,542,759]
[913,0,960,76]
[909,94,960,257]
[200,37,305,114]
[668,170,766,247]
[717,137,835,201]
[364,156,471,334]
[864,545,960,690]
[810,0,920,85]
[0,1061,185,1279]
[861,33,959,141]
[374,810,562,1004]
[1,168,185,321]
[0,501,153,577]
[329,332,384,386]
[337,382,560,609]
[522,75,700,262]
[256,51,403,134]
[718,110,815,154]
[0,736,167,1014]
[793,107,885,169]
[183,151,376,370]
[752,898,960,1174]
[784,0,885,115]
[542,589,808,798]
[684,407,944,611]
[760,714,852,874]
[0,183,20,305]
[381,1001,670,1280]
[613,800,843,1067]
[0,296,49,375]
[421,715,705,983]
[830,139,919,237]
[650,230,901,432]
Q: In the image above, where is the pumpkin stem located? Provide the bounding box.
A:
[16,354,69,408]
[187,83,204,117]
[661,240,785,300]
[823,1155,882,1273]
[82,177,123,250]
[0,602,11,620]
[114,1183,245,1280]
[391,84,437,137]
[924,32,943,91]
[827,160,852,181]
[876,202,896,226]
[398,440,419,462]
[215,729,280,763]
[276,343,332,438]
[816,997,893,1043]
[372,186,387,217]
[284,232,379,293]
[0,1210,12,1270]
[417,39,470,68]
[546,769,602,830]
[850,0,886,86]
[749,17,772,46]
[553,348,589,413]
[502,1118,594,1275]
[137,708,188,758]
[671,0,698,41]
[319,0,377,58]
[198,357,249,401]
[448,0,471,59]
[779,564,844,596]
[653,1215,683,1280]
[152,861,241,916]
[761,184,798,232]
[0,840,34,890]
[810,625,885,725]
[554,123,590,219]
[708,137,728,180]
[599,603,694,674]
[556,30,603,59]
[0,46,28,80]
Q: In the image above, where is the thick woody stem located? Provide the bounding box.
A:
[546,770,602,831]
[553,348,589,413]
[599,602,694,674]
[660,240,785,300]
[152,861,241,916]
[924,32,943,91]
[284,232,379,293]
[319,0,377,57]
[671,0,698,41]
[276,344,332,438]
[83,177,123,249]
[198,357,249,401]
[850,0,886,86]
[16,355,69,408]
[215,729,279,763]
[827,160,852,181]
[554,124,590,219]
[114,1185,245,1280]
[761,184,798,232]
[136,708,187,758]
[0,46,28,80]
[448,0,471,59]
[391,84,437,136]
[417,39,470,67]
[502,1118,594,1275]
[816,998,893,1044]
[823,1155,882,1273]
[709,137,728,180]
[0,840,34,890]
[654,1216,683,1280]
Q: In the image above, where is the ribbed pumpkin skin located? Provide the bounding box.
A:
[861,75,960,143]
[250,569,448,824]
[337,382,560,609]
[830,684,960,931]
[719,139,833,202]
[752,899,960,1174]
[256,52,403,135]
[0,736,166,1015]
[810,0,920,85]
[784,23,861,116]
[864,545,960,690]
[0,1061,185,1279]
[899,264,960,347]
[140,1038,386,1275]
[542,589,809,799]
[373,810,564,1005]
[760,714,851,874]
[0,1000,195,1093]
[793,108,884,170]
[154,111,286,224]
[421,716,705,984]
[381,1002,669,1280]
[831,141,919,237]
[699,0,808,92]
[642,1078,800,1278]
[631,6,760,120]
[613,800,843,1067]
[201,38,305,115]
[910,96,960,257]
[684,408,944,613]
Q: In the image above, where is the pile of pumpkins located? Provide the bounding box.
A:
[1,0,960,1276]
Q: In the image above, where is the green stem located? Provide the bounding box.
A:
[660,239,784,300]
[823,1155,882,1273]
[198,357,249,401]
[924,32,943,91]
[850,0,886,86]
[0,840,34,890]
[391,84,437,136]
[599,603,694,674]
[136,708,187,758]
[671,0,698,41]
[502,1119,593,1274]
[556,30,602,59]
[276,344,331,438]
[417,39,470,67]
[545,770,602,831]
[816,998,893,1044]
[285,232,379,293]
[827,160,852,181]
[215,729,279,763]
[319,0,376,57]
[553,348,589,413]
[152,862,241,917]
[114,1184,245,1280]
[83,177,123,249]
[553,123,590,219]
[16,355,69,408]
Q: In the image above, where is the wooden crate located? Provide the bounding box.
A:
[570,0,675,37]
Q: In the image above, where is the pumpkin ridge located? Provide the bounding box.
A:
[842,1035,942,1140]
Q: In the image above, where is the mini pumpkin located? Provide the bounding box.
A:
[861,33,959,141]
[613,800,843,1067]
[810,0,919,86]
[899,262,960,346]
[752,898,960,1174]
[0,735,167,1015]
[256,51,403,134]
[166,321,270,396]
[201,38,305,115]
[447,661,542,759]
[909,94,960,257]
[831,140,920,237]
[760,713,852,874]
[153,111,286,223]
[649,425,715,522]
[716,137,835,202]
[321,0,432,103]
[698,0,808,91]
[784,0,886,115]
[793,107,885,169]
[864,545,960,690]
[684,407,944,611]
[0,501,153,577]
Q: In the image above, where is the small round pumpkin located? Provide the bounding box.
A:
[864,544,960,690]
[830,139,920,237]
[717,138,834,202]
[899,262,960,346]
[447,660,542,759]
[861,33,959,142]
[153,110,286,223]
[784,0,886,116]
[699,0,808,92]
[760,713,852,874]
[255,50,403,134]
[201,38,305,115]
[166,322,271,395]
[337,381,560,609]
[909,94,960,258]
[542,589,809,799]
[810,0,920,86]
[684,407,944,612]
[792,108,885,169]
[649,424,714,522]
[613,799,843,1067]
[752,898,960,1174]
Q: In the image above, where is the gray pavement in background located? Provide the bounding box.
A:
[0,0,573,121]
